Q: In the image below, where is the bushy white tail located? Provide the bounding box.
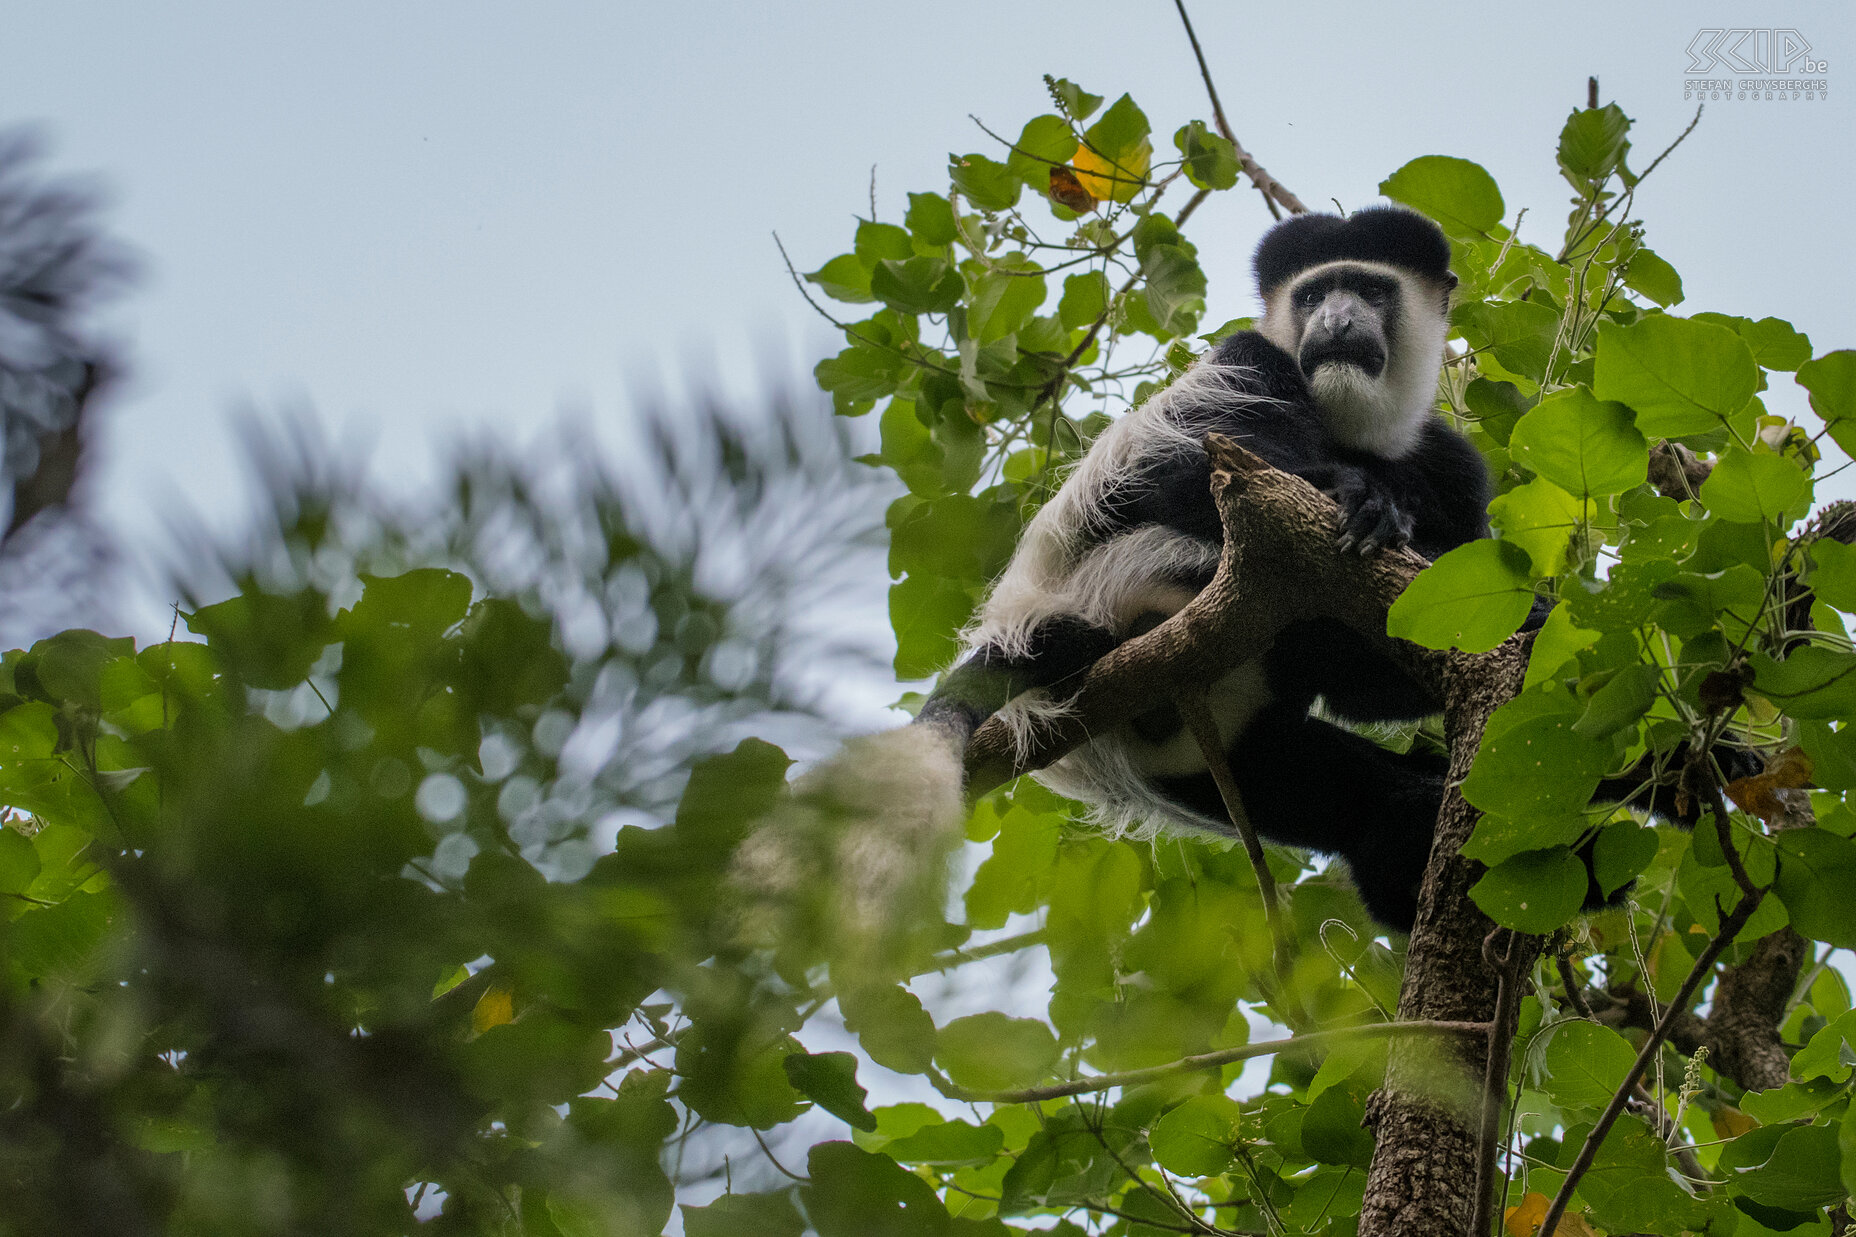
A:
[729,723,969,975]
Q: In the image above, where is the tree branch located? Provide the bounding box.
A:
[1169,0,1306,217]
[963,434,1447,795]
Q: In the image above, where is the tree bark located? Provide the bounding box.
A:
[1357,644,1536,1237]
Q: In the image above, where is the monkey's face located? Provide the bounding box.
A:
[1287,266,1398,380]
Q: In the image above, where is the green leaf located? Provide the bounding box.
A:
[935,1013,1058,1093]
[1591,823,1659,896]
[186,591,335,690]
[1463,697,1613,818]
[1488,478,1584,577]
[1731,1123,1847,1211]
[1622,247,1683,307]
[949,153,1020,213]
[682,1193,805,1237]
[1737,316,1814,371]
[351,568,473,636]
[807,253,874,303]
[1049,77,1102,121]
[1843,1110,1856,1203]
[881,1118,1004,1166]
[1141,244,1206,339]
[1173,120,1238,190]
[783,1051,877,1132]
[1592,316,1758,439]
[1457,299,1560,383]
[1557,104,1631,183]
[1540,1021,1638,1111]
[967,257,1047,345]
[0,826,40,895]
[1006,114,1078,186]
[1150,1095,1245,1176]
[1508,386,1648,496]
[1302,1082,1375,1168]
[8,889,119,982]
[870,256,963,316]
[1523,601,1601,689]
[28,630,136,711]
[1794,1010,1856,1082]
[815,345,903,412]
[1378,156,1504,237]
[1799,720,1856,791]
[1699,449,1808,524]
[1461,812,1589,866]
[1742,1077,1845,1124]
[1387,538,1537,653]
[855,220,914,266]
[1572,663,1659,739]
[1776,829,1856,947]
[904,193,958,247]
[1751,646,1856,721]
[1812,540,1856,612]
[839,985,937,1076]
[965,802,1060,928]
[1057,270,1109,330]
[1465,377,1529,446]
[1580,1118,1713,1232]
[1799,350,1856,457]
[803,1141,952,1237]
[1080,92,1150,161]
[1470,847,1589,933]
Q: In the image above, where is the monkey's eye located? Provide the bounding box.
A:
[1296,287,1322,308]
[1359,285,1388,306]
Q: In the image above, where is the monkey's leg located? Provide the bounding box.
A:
[1154,703,1447,931]
[914,616,1118,748]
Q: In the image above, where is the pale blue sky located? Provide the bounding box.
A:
[6,1,1855,641]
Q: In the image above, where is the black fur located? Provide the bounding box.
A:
[918,208,1713,932]
[1253,205,1454,298]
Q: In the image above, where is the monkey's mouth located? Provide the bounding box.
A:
[1299,337,1386,379]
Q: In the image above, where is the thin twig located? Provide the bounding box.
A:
[749,1126,810,1183]
[1169,0,1304,217]
[1178,690,1296,995]
[1471,928,1527,1237]
[1177,692,1280,922]
[1538,887,1765,1237]
[1557,951,1597,1021]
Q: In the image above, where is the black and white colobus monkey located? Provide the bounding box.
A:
[913,205,1481,931]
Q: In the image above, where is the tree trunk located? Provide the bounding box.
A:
[1359,643,1534,1237]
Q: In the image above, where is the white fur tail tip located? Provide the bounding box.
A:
[727,725,969,975]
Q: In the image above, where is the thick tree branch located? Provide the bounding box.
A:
[963,434,1447,795]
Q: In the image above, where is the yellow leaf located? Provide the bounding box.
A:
[1071,138,1152,204]
[1505,1193,1597,1237]
[1711,1105,1758,1139]
[1726,747,1813,824]
[472,985,515,1033]
[1505,1192,1550,1236]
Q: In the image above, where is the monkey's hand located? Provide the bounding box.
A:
[1316,466,1415,555]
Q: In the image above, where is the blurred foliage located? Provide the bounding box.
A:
[0,129,131,644]
[9,71,1856,1237]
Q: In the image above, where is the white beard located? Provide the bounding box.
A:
[1309,362,1425,458]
